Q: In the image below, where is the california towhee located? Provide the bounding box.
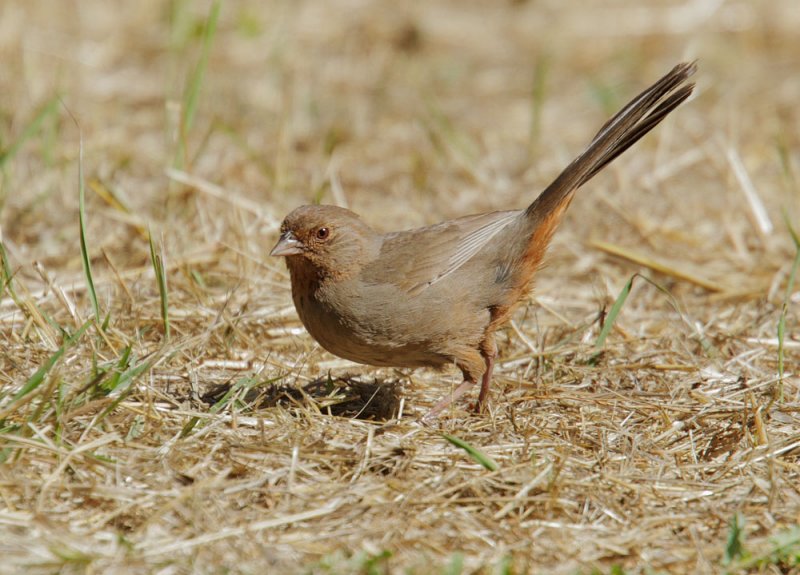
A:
[271,62,696,418]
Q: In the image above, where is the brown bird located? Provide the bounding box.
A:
[271,62,696,418]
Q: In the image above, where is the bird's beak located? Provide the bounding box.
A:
[270,231,304,256]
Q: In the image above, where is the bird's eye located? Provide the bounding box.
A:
[315,227,330,240]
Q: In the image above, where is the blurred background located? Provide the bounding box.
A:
[2,0,798,274]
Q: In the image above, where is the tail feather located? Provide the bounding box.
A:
[524,62,696,221]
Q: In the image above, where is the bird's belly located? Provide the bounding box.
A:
[304,316,450,369]
[292,290,450,369]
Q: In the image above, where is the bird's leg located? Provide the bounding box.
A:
[475,353,495,413]
[475,336,497,413]
[422,347,490,420]
[422,378,476,421]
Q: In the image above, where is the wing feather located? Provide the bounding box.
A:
[363,210,519,295]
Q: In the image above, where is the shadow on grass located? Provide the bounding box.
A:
[200,376,403,421]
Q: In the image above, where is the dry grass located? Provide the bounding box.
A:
[1,1,800,573]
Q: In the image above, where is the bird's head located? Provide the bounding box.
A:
[270,205,380,278]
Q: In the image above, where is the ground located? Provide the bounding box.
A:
[1,1,799,573]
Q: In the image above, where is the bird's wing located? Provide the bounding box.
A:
[364,210,520,295]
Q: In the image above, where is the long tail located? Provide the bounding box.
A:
[524,61,696,222]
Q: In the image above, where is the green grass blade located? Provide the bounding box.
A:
[0,240,17,302]
[8,321,91,405]
[723,512,746,565]
[180,416,200,438]
[62,101,100,323]
[442,552,464,575]
[587,273,635,365]
[443,434,498,471]
[108,353,156,397]
[588,272,719,364]
[728,525,800,570]
[183,0,220,133]
[88,353,161,430]
[595,274,635,351]
[148,229,170,340]
[207,376,263,414]
[0,96,60,169]
[78,131,100,322]
[100,345,133,393]
[174,0,221,168]
[181,379,241,437]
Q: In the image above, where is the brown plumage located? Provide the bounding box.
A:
[271,62,696,418]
